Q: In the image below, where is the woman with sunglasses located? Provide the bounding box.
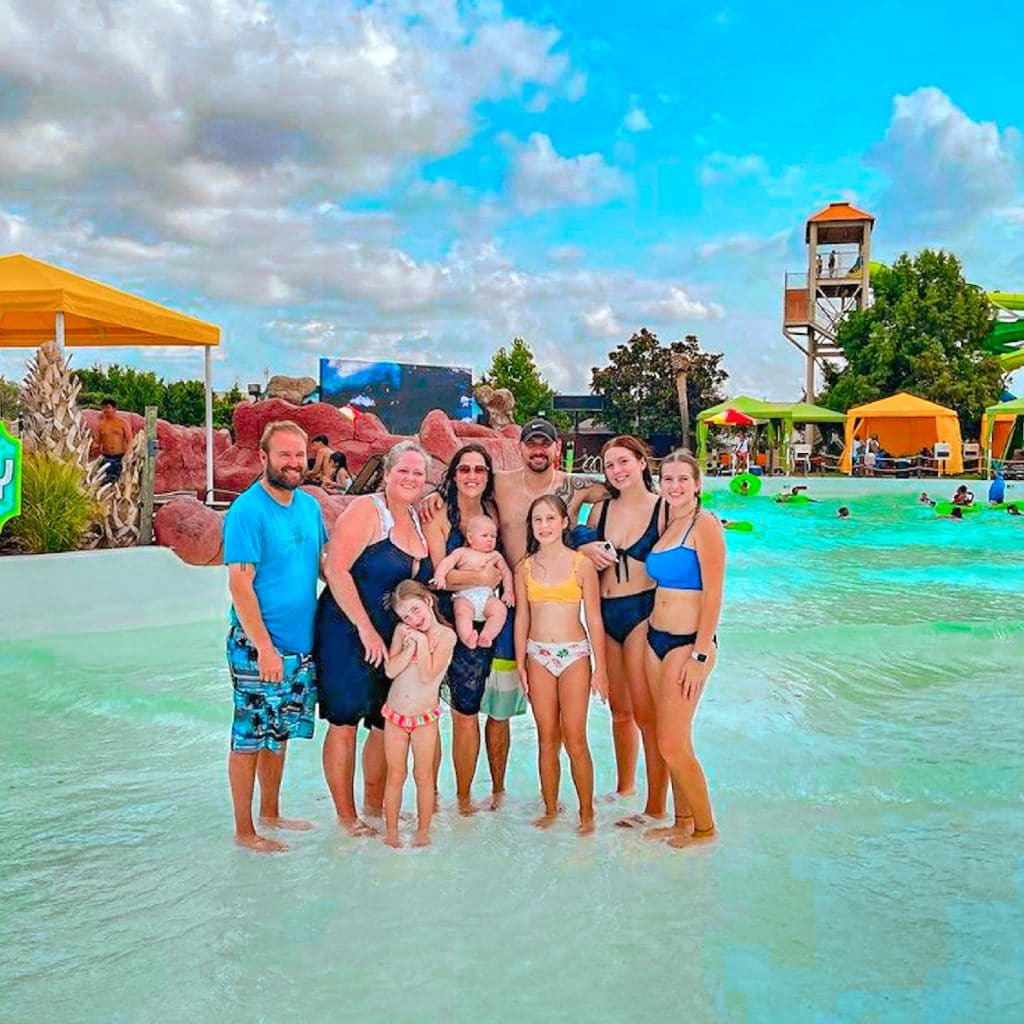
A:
[423,443,504,813]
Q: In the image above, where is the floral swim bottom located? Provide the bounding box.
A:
[525,638,592,678]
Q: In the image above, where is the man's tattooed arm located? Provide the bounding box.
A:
[555,474,611,516]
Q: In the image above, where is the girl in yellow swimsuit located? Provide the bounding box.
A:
[514,495,608,833]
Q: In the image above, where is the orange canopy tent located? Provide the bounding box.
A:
[0,253,221,498]
[839,392,963,475]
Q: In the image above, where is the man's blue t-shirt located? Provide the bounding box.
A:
[989,475,1006,504]
[223,484,328,655]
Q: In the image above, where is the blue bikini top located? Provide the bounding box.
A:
[645,515,702,591]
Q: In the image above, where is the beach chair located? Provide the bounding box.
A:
[790,444,812,474]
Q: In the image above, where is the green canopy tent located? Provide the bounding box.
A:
[695,396,777,472]
[982,396,1024,477]
[696,396,845,470]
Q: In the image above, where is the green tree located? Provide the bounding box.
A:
[163,379,206,426]
[0,375,21,420]
[214,383,244,432]
[819,249,1005,436]
[74,363,165,414]
[590,329,728,440]
[479,338,567,426]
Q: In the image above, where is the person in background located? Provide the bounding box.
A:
[837,506,851,519]
[304,434,334,484]
[1006,504,1021,517]
[97,397,132,483]
[322,451,352,494]
[951,485,974,507]
[223,421,327,854]
[918,492,936,506]
[988,472,1006,505]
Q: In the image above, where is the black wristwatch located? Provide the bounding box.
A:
[691,650,709,664]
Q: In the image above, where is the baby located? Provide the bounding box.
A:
[430,514,514,649]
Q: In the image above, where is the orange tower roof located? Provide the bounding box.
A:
[805,201,874,241]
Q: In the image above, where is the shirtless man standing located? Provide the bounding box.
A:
[97,397,132,483]
[430,417,611,805]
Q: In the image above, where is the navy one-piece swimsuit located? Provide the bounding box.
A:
[315,496,432,730]
[438,522,495,717]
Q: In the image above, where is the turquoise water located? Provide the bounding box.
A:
[2,484,1023,1023]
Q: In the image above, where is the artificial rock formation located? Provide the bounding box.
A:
[474,384,516,429]
[265,375,317,405]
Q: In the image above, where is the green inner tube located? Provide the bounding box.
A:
[774,493,811,505]
[934,501,983,515]
[723,520,754,532]
[730,472,761,496]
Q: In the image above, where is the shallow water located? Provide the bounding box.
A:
[2,485,1023,1023]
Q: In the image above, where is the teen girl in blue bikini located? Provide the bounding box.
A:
[643,449,725,849]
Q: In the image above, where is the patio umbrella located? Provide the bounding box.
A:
[705,408,757,426]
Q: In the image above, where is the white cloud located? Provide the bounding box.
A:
[580,305,622,337]
[507,133,631,213]
[866,87,1022,232]
[645,286,724,321]
[623,101,652,133]
[700,151,802,195]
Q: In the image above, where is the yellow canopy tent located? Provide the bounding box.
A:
[0,253,221,498]
[839,392,963,475]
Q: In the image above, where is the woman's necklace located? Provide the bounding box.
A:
[667,500,698,526]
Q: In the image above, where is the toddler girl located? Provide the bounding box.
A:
[382,580,456,848]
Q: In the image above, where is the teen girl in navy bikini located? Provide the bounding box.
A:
[577,436,669,828]
[643,449,725,849]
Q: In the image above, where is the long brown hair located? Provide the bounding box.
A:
[439,443,496,533]
[600,435,656,498]
[525,495,573,555]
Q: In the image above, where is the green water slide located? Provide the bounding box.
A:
[867,263,1024,371]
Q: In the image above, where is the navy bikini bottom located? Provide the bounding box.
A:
[647,627,717,662]
[601,589,656,645]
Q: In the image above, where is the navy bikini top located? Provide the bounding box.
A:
[645,515,702,591]
[592,498,663,583]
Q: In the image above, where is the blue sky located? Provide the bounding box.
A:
[1,0,1021,398]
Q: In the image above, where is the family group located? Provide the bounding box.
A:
[224,417,724,852]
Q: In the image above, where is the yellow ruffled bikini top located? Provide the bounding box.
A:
[525,551,584,604]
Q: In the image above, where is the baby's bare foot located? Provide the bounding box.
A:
[412,830,431,848]
[458,797,479,816]
[486,791,506,811]
[533,812,558,830]
[235,833,288,854]
[384,833,403,849]
[577,817,596,836]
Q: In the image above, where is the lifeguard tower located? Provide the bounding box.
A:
[782,202,874,401]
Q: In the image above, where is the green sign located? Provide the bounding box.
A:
[0,421,23,533]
